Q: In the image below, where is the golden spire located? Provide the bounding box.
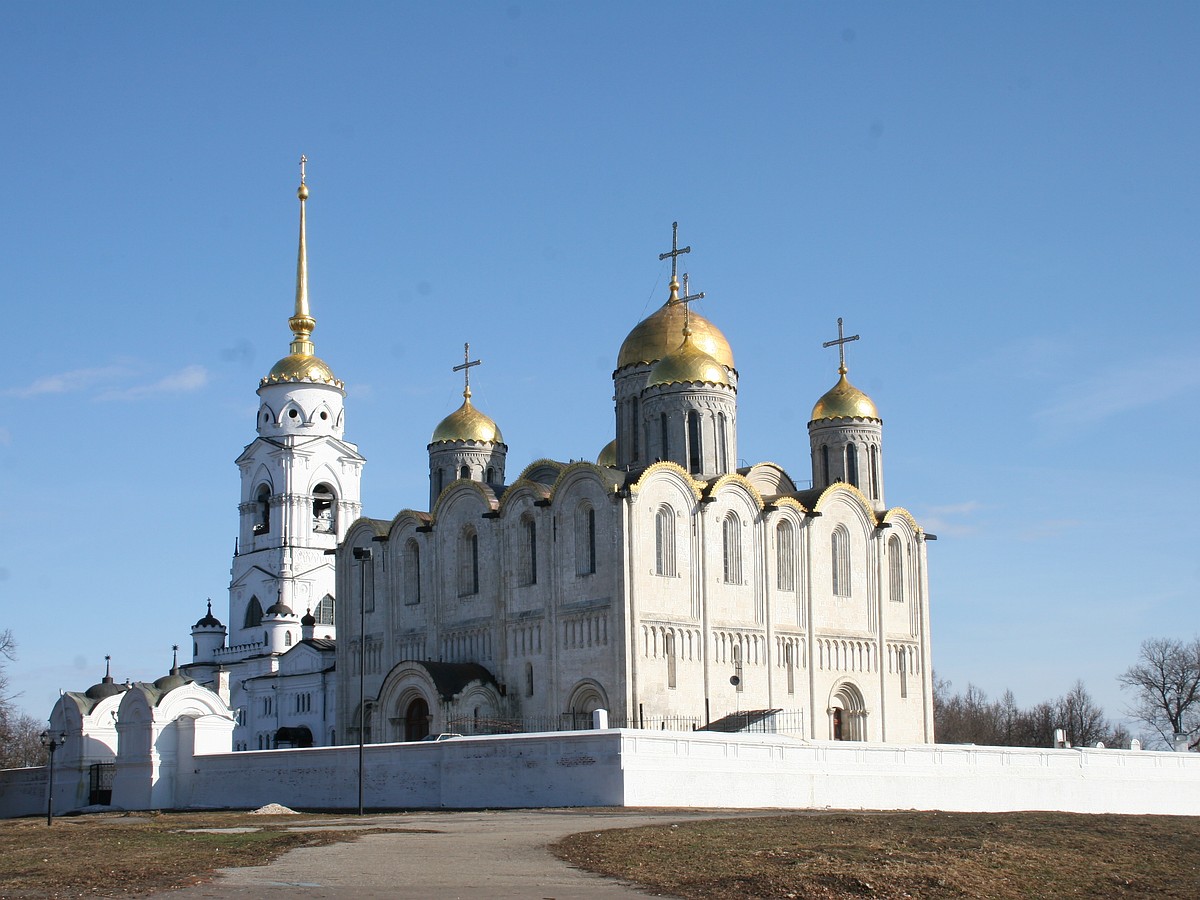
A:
[288,155,316,358]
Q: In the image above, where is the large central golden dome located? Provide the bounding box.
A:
[617,300,734,371]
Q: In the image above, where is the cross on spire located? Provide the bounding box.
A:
[299,154,307,184]
[453,342,482,399]
[658,221,691,284]
[822,317,860,375]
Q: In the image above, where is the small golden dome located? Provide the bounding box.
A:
[431,396,504,444]
[647,331,731,388]
[811,373,879,421]
[618,301,734,371]
[597,439,616,467]
[262,353,343,388]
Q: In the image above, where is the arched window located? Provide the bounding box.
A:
[435,468,444,497]
[284,630,292,647]
[314,594,335,625]
[717,412,728,472]
[654,505,676,576]
[898,646,909,698]
[687,410,701,473]
[722,513,742,584]
[831,526,851,597]
[869,445,880,497]
[312,483,336,534]
[666,631,677,689]
[525,661,534,697]
[459,464,470,480]
[776,520,796,591]
[519,516,537,586]
[631,397,640,459]
[254,485,271,534]
[486,466,495,483]
[404,539,421,605]
[845,443,859,487]
[458,528,479,597]
[888,535,904,602]
[244,595,263,628]
[821,445,830,485]
[785,642,796,694]
[575,504,596,576]
[660,412,669,460]
[732,643,744,692]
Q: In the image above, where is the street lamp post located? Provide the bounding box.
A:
[39,730,66,826]
[352,546,373,816]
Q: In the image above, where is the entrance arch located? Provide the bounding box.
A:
[404,697,430,742]
[565,679,609,730]
[829,681,867,741]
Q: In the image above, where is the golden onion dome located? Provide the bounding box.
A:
[262,353,342,387]
[597,439,617,467]
[431,394,504,444]
[617,300,734,371]
[647,330,731,388]
[811,372,879,422]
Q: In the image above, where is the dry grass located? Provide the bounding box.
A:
[0,810,421,898]
[552,811,1200,899]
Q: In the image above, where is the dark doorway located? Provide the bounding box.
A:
[833,707,844,741]
[89,762,115,806]
[404,698,430,742]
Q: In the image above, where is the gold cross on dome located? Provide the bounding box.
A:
[822,317,860,375]
[299,154,308,184]
[678,273,706,330]
[658,221,691,283]
[452,342,482,397]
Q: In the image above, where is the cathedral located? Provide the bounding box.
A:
[179,167,934,751]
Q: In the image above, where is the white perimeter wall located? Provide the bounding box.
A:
[4,730,1199,818]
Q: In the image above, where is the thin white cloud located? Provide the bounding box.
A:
[3,364,135,398]
[97,365,209,401]
[1036,354,1200,430]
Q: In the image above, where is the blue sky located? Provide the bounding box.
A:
[3,2,1197,732]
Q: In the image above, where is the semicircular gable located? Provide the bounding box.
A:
[432,479,498,521]
[386,509,433,538]
[739,461,798,497]
[156,683,234,720]
[882,507,921,536]
[343,516,389,547]
[518,458,566,485]
[813,482,878,526]
[548,461,622,500]
[496,478,552,516]
[630,461,704,502]
[705,472,766,512]
[772,496,810,517]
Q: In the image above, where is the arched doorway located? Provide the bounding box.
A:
[830,682,867,741]
[404,697,430,742]
[565,680,609,730]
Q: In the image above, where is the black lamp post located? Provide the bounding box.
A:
[352,545,373,816]
[39,730,66,826]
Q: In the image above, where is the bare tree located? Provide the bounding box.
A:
[1119,637,1200,750]
[0,629,46,768]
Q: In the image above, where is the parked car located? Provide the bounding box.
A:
[419,732,463,742]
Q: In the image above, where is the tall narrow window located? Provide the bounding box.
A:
[631,397,640,460]
[666,631,677,688]
[786,642,795,694]
[525,661,534,697]
[722,513,742,584]
[776,520,796,591]
[888,535,904,602]
[660,412,669,460]
[284,631,292,647]
[732,644,744,692]
[687,410,701,473]
[459,464,470,480]
[845,443,859,487]
[821,445,830,485]
[575,504,596,576]
[458,528,479,597]
[519,517,537,586]
[869,445,880,498]
[654,505,676,576]
[404,539,422,605]
[898,647,909,698]
[436,468,444,496]
[717,412,728,472]
[486,466,495,483]
[831,526,851,597]
[314,594,335,625]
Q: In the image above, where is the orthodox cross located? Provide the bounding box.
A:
[171,644,179,668]
[299,154,308,184]
[822,317,860,374]
[658,221,691,283]
[678,272,706,330]
[104,655,111,678]
[453,342,481,396]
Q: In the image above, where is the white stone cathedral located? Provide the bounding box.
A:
[169,173,933,752]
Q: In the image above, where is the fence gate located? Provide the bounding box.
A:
[89,762,115,806]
